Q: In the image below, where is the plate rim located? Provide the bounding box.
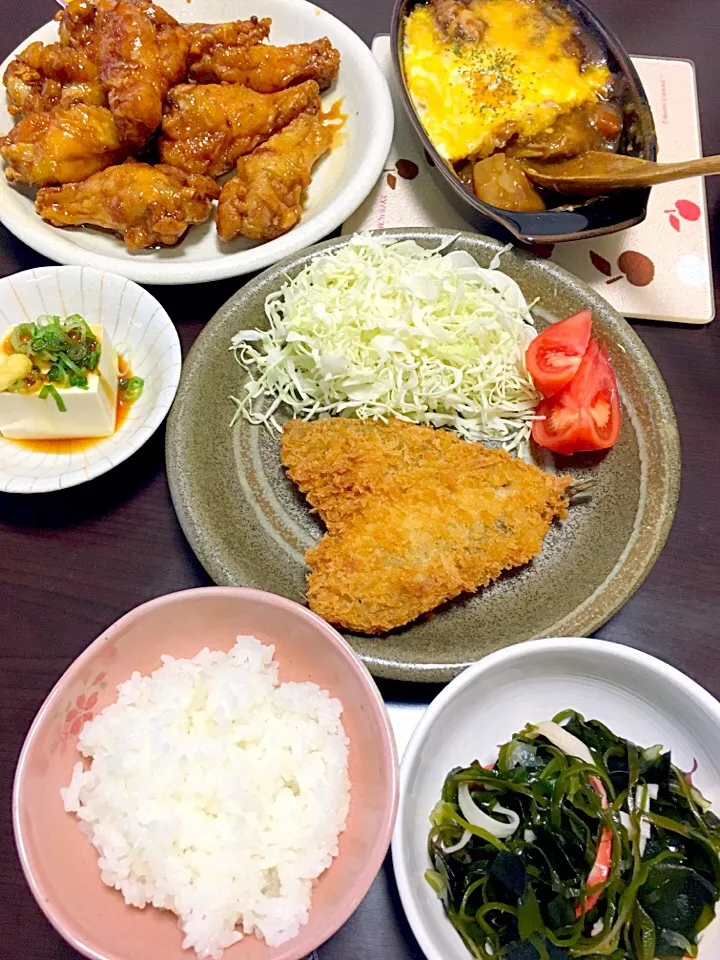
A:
[0,2,394,285]
[166,228,681,681]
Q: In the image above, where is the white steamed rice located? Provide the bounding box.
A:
[61,636,350,959]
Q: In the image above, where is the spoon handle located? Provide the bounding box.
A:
[650,156,720,183]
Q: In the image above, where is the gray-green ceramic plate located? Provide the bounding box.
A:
[166,229,680,683]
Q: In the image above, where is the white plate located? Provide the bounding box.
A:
[0,266,181,493]
[392,638,720,960]
[0,0,393,285]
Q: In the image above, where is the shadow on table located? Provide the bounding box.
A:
[0,423,166,529]
[318,851,426,960]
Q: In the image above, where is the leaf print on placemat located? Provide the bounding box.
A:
[589,250,613,277]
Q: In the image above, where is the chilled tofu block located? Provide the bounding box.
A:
[0,325,118,440]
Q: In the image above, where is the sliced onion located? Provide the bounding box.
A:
[532,721,595,765]
[458,783,520,839]
[441,830,472,854]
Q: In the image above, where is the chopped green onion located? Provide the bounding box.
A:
[10,323,34,352]
[68,373,89,389]
[38,384,66,412]
[119,376,144,403]
[67,342,89,366]
[60,352,82,374]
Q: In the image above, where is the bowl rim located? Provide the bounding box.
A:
[13,586,400,960]
[0,264,181,494]
[392,636,720,960]
[390,0,658,244]
[0,0,394,285]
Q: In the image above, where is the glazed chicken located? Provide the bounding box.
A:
[56,0,190,148]
[186,17,272,63]
[158,79,322,177]
[0,103,123,186]
[431,0,487,40]
[3,41,104,118]
[188,37,340,93]
[56,0,99,49]
[2,2,341,252]
[35,161,220,249]
[217,112,331,242]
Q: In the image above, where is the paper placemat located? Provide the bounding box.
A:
[343,36,714,324]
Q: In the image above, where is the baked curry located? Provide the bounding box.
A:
[403,0,623,211]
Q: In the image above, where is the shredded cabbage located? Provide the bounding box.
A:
[230,234,541,450]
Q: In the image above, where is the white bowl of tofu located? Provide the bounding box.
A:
[0,266,181,493]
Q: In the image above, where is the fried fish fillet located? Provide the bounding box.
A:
[281,418,571,634]
[282,416,474,530]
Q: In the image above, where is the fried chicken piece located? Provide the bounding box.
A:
[3,41,105,117]
[95,0,190,148]
[281,418,571,634]
[56,0,190,148]
[189,37,340,93]
[0,103,124,186]
[35,161,219,249]
[186,17,272,65]
[431,0,487,41]
[56,0,99,49]
[217,112,331,242]
[159,79,322,177]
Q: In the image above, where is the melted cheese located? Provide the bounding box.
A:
[404,0,611,162]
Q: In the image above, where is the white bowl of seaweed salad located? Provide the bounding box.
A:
[392,638,720,960]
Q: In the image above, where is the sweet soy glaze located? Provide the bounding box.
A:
[2,337,135,454]
[323,98,348,148]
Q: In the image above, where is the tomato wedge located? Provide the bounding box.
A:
[532,338,621,455]
[526,309,592,397]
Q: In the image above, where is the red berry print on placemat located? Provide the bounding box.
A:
[676,199,701,221]
[618,251,655,286]
[589,250,655,287]
[396,158,419,180]
[424,149,435,168]
[384,159,420,191]
[664,199,701,231]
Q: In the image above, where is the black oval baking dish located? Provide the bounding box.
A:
[390,0,657,244]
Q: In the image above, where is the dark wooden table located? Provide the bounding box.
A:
[1,2,719,957]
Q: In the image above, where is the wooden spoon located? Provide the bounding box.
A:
[523,151,720,195]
